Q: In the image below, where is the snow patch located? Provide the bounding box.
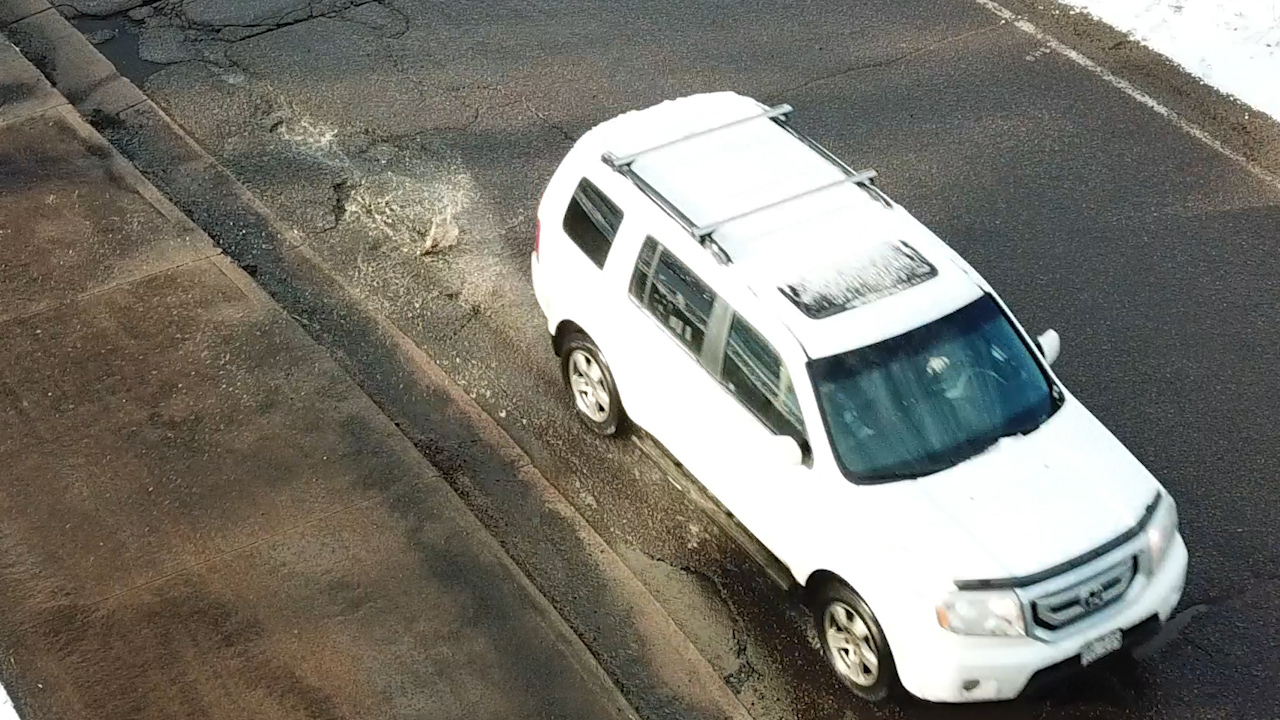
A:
[1055,0,1280,122]
[778,240,939,319]
[1,680,19,720]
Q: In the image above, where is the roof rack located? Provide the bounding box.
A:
[600,101,889,266]
[602,103,794,169]
[778,123,893,209]
[693,170,878,236]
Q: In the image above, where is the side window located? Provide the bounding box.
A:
[562,178,623,269]
[722,314,807,441]
[629,237,716,355]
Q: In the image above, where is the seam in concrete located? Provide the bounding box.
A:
[0,99,63,124]
[0,94,66,126]
[4,6,148,117]
[0,1,49,29]
[209,252,276,307]
[0,252,222,329]
[775,22,1003,96]
[109,94,147,115]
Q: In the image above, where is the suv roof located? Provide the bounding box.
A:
[578,91,986,359]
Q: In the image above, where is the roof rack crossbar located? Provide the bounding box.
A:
[773,120,893,208]
[602,103,794,169]
[693,170,877,237]
[607,150,735,265]
[614,164,699,235]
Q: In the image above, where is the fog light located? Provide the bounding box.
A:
[959,679,1001,700]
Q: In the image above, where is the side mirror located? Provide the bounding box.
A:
[760,434,805,466]
[1035,329,1061,367]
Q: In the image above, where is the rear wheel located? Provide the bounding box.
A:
[812,579,900,702]
[559,332,624,436]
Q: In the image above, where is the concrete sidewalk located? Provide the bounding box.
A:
[0,38,634,720]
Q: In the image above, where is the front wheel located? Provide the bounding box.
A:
[813,579,900,702]
[560,332,625,436]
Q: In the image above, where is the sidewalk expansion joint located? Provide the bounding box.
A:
[0,250,222,331]
[0,98,69,127]
[0,6,50,31]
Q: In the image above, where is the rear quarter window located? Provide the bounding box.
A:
[562,178,624,269]
[629,236,716,356]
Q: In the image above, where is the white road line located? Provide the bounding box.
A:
[971,0,1280,192]
[1,681,19,720]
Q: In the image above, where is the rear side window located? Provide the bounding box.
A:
[722,315,807,441]
[562,178,623,268]
[629,237,716,355]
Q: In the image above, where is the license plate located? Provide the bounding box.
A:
[1080,629,1123,666]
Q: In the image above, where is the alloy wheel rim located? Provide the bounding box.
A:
[568,349,610,422]
[823,601,880,687]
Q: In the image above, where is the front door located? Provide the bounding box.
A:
[677,311,816,569]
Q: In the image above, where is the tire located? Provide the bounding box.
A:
[559,332,625,436]
[812,579,900,703]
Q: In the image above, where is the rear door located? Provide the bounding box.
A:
[615,234,733,463]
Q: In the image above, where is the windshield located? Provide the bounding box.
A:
[809,295,1060,482]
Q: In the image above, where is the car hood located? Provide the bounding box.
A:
[905,397,1161,584]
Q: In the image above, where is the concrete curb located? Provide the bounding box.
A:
[1,5,756,720]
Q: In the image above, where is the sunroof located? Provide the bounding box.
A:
[778,240,938,319]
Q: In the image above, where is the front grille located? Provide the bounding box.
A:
[1031,557,1137,631]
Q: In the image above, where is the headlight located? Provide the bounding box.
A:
[936,590,1025,637]
[1146,494,1179,569]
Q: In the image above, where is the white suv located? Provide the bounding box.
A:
[529,91,1188,704]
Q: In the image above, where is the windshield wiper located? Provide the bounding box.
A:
[998,424,1039,440]
[861,434,1003,481]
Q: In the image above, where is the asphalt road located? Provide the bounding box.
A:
[36,0,1280,718]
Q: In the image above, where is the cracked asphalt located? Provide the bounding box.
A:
[29,0,1280,718]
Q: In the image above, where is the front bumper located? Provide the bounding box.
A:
[897,534,1188,703]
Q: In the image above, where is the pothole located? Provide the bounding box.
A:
[616,545,748,681]
[271,111,478,256]
[69,14,165,83]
